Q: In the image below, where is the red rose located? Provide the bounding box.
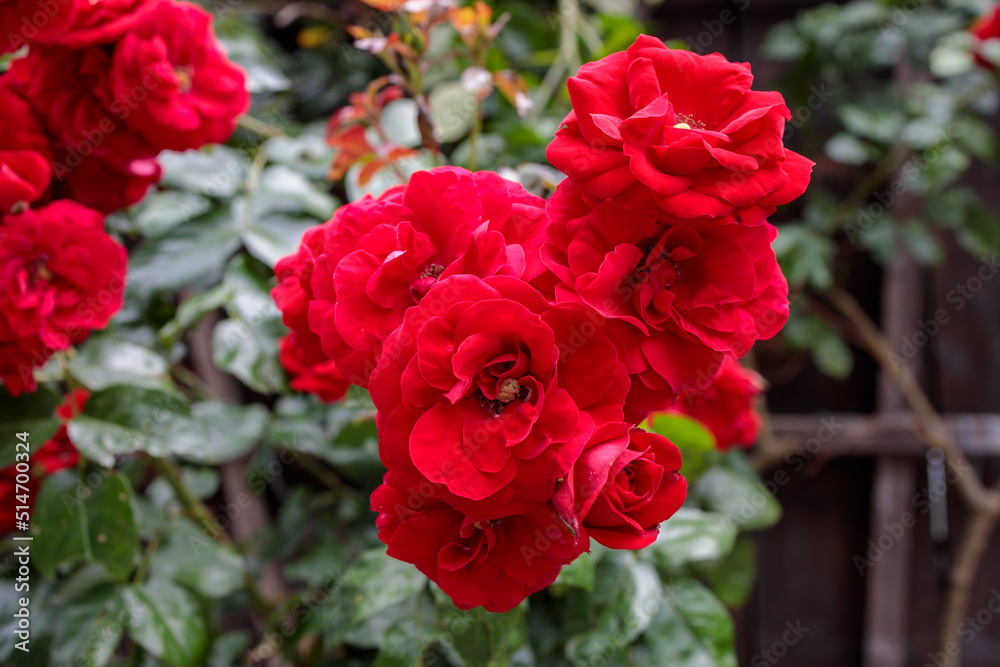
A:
[0,151,51,213]
[0,389,85,533]
[0,201,127,352]
[670,355,763,451]
[278,334,350,404]
[547,35,812,225]
[538,181,787,418]
[9,45,161,212]
[559,423,686,549]
[54,153,162,214]
[43,0,155,48]
[972,4,1000,68]
[369,274,629,521]
[0,322,49,397]
[0,83,53,212]
[371,469,586,612]
[0,0,77,53]
[272,223,350,403]
[110,0,249,152]
[308,166,550,387]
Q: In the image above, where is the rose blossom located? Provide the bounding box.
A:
[0,201,127,353]
[308,166,550,388]
[371,469,586,612]
[537,180,787,418]
[8,45,162,213]
[273,222,350,403]
[0,321,48,397]
[43,0,156,48]
[669,355,763,451]
[554,422,686,549]
[111,0,249,152]
[0,0,77,53]
[0,389,85,533]
[547,35,812,225]
[369,274,629,521]
[0,83,53,212]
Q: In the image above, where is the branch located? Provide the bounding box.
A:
[818,287,1000,667]
[821,287,999,515]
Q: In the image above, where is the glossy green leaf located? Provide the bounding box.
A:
[33,471,139,581]
[0,387,61,467]
[122,580,208,667]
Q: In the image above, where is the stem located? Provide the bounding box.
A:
[153,456,276,617]
[132,530,161,585]
[938,509,1000,667]
[238,114,286,138]
[154,457,229,544]
[467,104,482,171]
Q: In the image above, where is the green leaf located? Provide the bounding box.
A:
[824,133,872,165]
[68,387,202,466]
[252,165,338,220]
[703,535,757,609]
[68,337,172,392]
[208,632,252,667]
[127,208,242,296]
[122,580,208,667]
[211,257,286,393]
[646,413,718,482]
[643,508,737,571]
[772,225,835,290]
[149,519,245,598]
[0,387,61,467]
[695,456,782,532]
[241,214,317,268]
[342,548,428,625]
[133,191,212,238]
[218,33,291,94]
[158,282,234,342]
[553,551,596,592]
[645,578,736,667]
[51,581,123,667]
[182,401,268,464]
[381,98,423,148]
[434,587,528,667]
[956,202,1000,257]
[33,471,139,581]
[565,553,660,666]
[158,147,250,197]
[429,81,477,143]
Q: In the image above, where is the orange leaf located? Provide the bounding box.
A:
[357,0,407,11]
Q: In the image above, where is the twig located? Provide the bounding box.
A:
[819,287,1000,667]
[238,114,286,138]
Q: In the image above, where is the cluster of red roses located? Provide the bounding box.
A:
[0,0,248,397]
[273,35,811,612]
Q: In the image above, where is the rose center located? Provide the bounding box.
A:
[496,377,520,403]
[672,112,706,130]
[27,254,53,285]
[174,66,194,94]
[409,263,445,301]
